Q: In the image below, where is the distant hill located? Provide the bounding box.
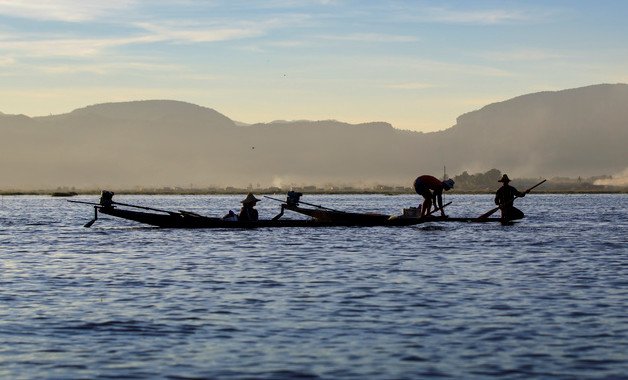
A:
[1,84,626,189]
[441,83,628,178]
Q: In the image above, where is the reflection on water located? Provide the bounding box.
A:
[0,194,627,379]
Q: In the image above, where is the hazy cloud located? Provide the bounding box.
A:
[37,61,182,75]
[134,22,263,44]
[269,40,309,47]
[0,21,264,59]
[0,56,14,66]
[480,49,567,62]
[384,83,437,90]
[371,56,515,78]
[0,0,136,22]
[419,7,533,24]
[0,35,154,57]
[320,33,418,43]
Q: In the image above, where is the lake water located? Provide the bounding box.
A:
[1,193,627,379]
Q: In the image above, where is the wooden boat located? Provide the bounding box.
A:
[274,195,504,224]
[68,191,426,228]
[69,191,504,229]
[279,203,391,223]
[96,206,429,228]
[280,204,503,223]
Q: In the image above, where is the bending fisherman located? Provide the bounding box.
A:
[413,175,454,218]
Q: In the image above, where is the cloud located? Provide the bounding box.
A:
[0,21,264,59]
[419,7,532,25]
[384,83,438,90]
[479,49,567,62]
[0,35,154,57]
[268,40,308,47]
[418,7,556,25]
[0,56,15,66]
[369,56,515,78]
[0,0,135,22]
[135,22,263,43]
[320,33,418,43]
[37,61,182,75]
[0,1,320,61]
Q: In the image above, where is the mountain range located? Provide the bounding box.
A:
[1,83,627,190]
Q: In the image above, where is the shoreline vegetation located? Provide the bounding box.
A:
[2,170,625,196]
[3,184,627,197]
[2,189,626,197]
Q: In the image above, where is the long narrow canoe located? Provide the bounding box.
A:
[98,206,428,228]
[284,204,503,224]
[282,204,391,223]
[70,191,506,229]
[98,206,504,228]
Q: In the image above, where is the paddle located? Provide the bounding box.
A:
[425,201,452,217]
[110,201,180,216]
[473,179,546,222]
[67,200,100,227]
[68,199,181,227]
[264,195,345,213]
[67,200,99,206]
[83,206,98,228]
[68,199,175,214]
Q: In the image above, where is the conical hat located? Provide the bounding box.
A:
[241,193,261,204]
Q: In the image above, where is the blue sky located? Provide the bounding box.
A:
[1,0,627,132]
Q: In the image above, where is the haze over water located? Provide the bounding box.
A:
[1,193,627,379]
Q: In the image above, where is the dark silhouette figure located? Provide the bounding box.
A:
[239,193,260,221]
[495,174,525,220]
[413,175,455,218]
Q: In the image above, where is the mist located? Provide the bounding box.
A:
[1,84,627,190]
[594,168,628,187]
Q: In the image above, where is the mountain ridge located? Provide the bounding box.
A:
[1,84,626,189]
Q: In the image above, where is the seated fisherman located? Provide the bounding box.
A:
[239,193,261,222]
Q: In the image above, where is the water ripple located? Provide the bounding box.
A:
[0,194,627,379]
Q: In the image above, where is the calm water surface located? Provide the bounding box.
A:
[1,194,627,379]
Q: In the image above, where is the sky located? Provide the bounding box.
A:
[1,0,627,132]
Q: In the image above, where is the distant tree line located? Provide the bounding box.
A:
[1,169,623,195]
[449,169,620,192]
[451,169,503,191]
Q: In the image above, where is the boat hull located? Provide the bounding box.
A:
[285,205,504,224]
[98,207,429,228]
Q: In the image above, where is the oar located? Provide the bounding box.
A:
[263,196,345,213]
[68,199,175,214]
[68,199,180,227]
[67,200,99,206]
[426,201,452,216]
[84,206,98,228]
[111,201,180,216]
[67,200,100,227]
[473,179,546,222]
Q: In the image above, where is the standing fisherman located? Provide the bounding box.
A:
[494,174,526,220]
[413,175,455,218]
